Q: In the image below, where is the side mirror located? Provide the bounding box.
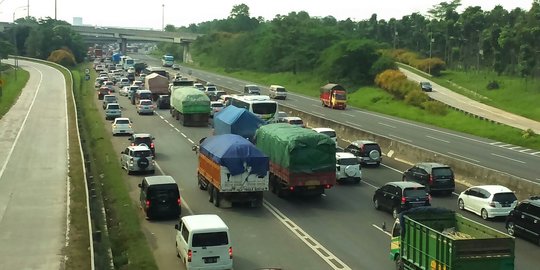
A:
[128,137,133,141]
[174,224,179,230]
[137,183,142,188]
[120,151,124,154]
[191,145,198,152]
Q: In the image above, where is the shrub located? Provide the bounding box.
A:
[422,100,448,115]
[47,49,76,67]
[405,90,429,107]
[522,128,536,139]
[486,80,500,90]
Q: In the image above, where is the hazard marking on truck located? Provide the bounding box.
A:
[263,200,352,270]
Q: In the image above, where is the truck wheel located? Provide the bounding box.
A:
[373,199,380,210]
[395,255,404,270]
[198,180,206,190]
[392,207,399,219]
[208,185,214,202]
[213,188,220,207]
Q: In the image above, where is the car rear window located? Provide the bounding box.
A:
[107,104,119,109]
[211,103,224,108]
[148,184,179,200]
[363,144,380,152]
[133,150,152,157]
[192,232,229,247]
[116,119,130,124]
[141,100,153,105]
[320,131,336,138]
[337,158,358,165]
[432,167,453,177]
[493,192,517,203]
[289,120,303,125]
[404,188,427,198]
[276,87,286,92]
[135,137,152,145]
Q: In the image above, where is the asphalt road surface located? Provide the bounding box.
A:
[0,60,68,269]
[98,59,538,269]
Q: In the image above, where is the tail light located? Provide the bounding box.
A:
[131,143,135,146]
[489,202,496,207]
[401,197,406,204]
[145,199,150,208]
[289,186,295,191]
[177,197,181,205]
[150,143,155,148]
[187,249,192,262]
[229,247,233,259]
[428,175,433,185]
[325,184,332,189]
[428,194,432,202]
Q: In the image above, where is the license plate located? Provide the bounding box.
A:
[119,130,125,133]
[307,186,317,190]
[204,257,217,263]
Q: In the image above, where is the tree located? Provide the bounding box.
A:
[0,40,15,59]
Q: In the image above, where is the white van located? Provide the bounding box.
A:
[312,127,337,144]
[269,85,287,99]
[175,214,233,270]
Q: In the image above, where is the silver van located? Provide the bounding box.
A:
[175,214,233,270]
[269,85,287,99]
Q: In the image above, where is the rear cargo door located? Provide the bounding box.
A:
[190,232,231,268]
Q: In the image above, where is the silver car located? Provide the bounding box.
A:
[105,103,122,120]
[137,99,154,115]
[120,145,155,175]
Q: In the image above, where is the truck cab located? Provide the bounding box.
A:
[320,83,347,109]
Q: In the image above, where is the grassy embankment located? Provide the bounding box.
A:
[184,62,540,150]
[71,64,158,270]
[398,63,540,122]
[0,65,29,118]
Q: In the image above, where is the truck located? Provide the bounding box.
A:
[391,207,515,270]
[213,105,266,142]
[144,73,169,101]
[170,86,211,127]
[162,54,174,67]
[196,134,269,208]
[320,83,347,109]
[94,48,103,59]
[111,53,122,64]
[255,123,336,197]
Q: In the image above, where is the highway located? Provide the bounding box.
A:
[100,54,538,269]
[0,60,69,269]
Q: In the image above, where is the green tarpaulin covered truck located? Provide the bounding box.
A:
[391,207,515,270]
[170,86,210,126]
[255,123,336,197]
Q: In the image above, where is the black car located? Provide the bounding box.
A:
[506,196,540,245]
[402,162,455,195]
[129,133,156,156]
[420,81,432,92]
[373,182,431,218]
[138,176,181,220]
[156,95,170,109]
[344,140,382,167]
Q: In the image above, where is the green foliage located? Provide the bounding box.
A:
[422,100,448,115]
[522,129,536,139]
[0,68,30,119]
[0,40,15,58]
[404,90,429,107]
[486,80,500,90]
[369,55,397,77]
[47,49,76,66]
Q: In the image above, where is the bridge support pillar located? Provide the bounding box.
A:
[182,42,192,63]
[118,38,127,54]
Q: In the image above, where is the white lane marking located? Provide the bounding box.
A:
[345,121,362,128]
[532,151,540,155]
[155,162,194,215]
[181,133,187,138]
[343,113,355,117]
[311,112,325,117]
[311,104,321,108]
[490,142,503,145]
[169,123,174,128]
[378,122,396,129]
[491,153,526,164]
[159,115,164,119]
[0,66,43,181]
[174,127,180,132]
[263,201,351,270]
[519,149,532,153]
[164,119,169,124]
[388,134,412,143]
[188,138,194,144]
[509,146,522,150]
[447,152,480,163]
[497,144,511,148]
[380,164,402,174]
[426,135,450,143]
[372,224,391,237]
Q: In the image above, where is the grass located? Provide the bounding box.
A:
[72,64,158,270]
[398,63,540,121]
[185,61,540,150]
[0,65,29,119]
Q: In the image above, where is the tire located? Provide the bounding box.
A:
[481,208,489,220]
[395,255,404,270]
[176,243,180,258]
[392,207,399,219]
[213,188,220,207]
[368,150,381,161]
[373,198,380,210]
[506,221,515,236]
[137,157,149,169]
[198,180,205,190]
[458,199,465,210]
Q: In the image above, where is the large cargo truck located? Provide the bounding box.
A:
[145,73,169,101]
[255,123,336,197]
[197,134,269,208]
[170,86,210,127]
[320,83,347,109]
[391,207,515,270]
[213,105,266,142]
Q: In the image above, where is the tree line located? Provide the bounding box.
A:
[165,0,539,86]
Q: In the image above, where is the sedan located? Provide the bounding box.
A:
[458,185,518,220]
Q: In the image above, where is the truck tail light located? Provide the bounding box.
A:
[177,197,181,205]
[150,143,155,148]
[187,249,192,262]
[289,186,295,191]
[229,247,233,259]
[428,194,432,202]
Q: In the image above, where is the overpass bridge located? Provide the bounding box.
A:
[0,22,201,62]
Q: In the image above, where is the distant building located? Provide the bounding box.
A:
[73,17,83,26]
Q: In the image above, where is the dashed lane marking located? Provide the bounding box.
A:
[388,134,412,143]
[343,113,355,117]
[447,152,480,163]
[372,224,391,237]
[181,133,187,138]
[378,122,396,129]
[188,138,194,144]
[345,121,362,128]
[491,153,526,164]
[426,135,450,143]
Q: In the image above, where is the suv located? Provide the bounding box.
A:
[506,196,540,245]
[373,182,431,218]
[282,116,305,128]
[336,152,362,184]
[402,163,455,195]
[138,176,181,219]
[156,95,170,109]
[313,127,337,144]
[104,103,122,120]
[129,133,156,156]
[244,84,261,95]
[120,145,155,174]
[458,185,518,220]
[345,140,382,167]
[102,95,118,109]
[420,81,432,92]
[137,99,155,115]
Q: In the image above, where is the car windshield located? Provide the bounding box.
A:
[133,150,152,157]
[404,188,427,198]
[192,232,229,247]
[334,93,346,100]
[421,82,431,87]
[276,87,286,92]
[116,119,130,124]
[141,100,152,105]
[253,103,277,114]
[248,86,260,92]
[338,158,358,165]
[432,168,453,177]
[493,192,517,203]
[107,104,119,109]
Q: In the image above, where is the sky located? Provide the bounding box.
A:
[0,0,535,30]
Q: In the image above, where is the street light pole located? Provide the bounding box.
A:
[161,4,165,31]
[27,0,29,17]
[55,0,57,19]
[428,32,433,74]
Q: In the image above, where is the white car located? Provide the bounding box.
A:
[273,111,288,123]
[132,80,144,88]
[119,78,130,87]
[335,152,362,184]
[119,86,130,96]
[137,99,155,115]
[111,117,133,136]
[313,127,337,144]
[210,101,224,117]
[282,116,305,128]
[458,185,518,220]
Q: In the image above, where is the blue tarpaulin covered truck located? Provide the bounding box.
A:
[213,105,266,142]
[197,134,269,208]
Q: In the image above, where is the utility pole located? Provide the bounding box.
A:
[429,32,434,74]
[54,0,57,19]
[161,4,165,31]
[27,0,29,17]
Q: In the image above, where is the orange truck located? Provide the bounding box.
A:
[196,134,269,208]
[320,83,347,109]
